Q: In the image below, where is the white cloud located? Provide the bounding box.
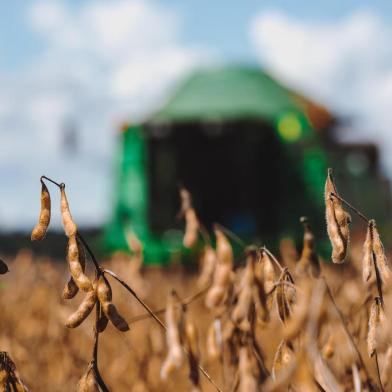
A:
[0,0,211,230]
[29,1,179,59]
[250,10,392,174]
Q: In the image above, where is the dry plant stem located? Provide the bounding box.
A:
[76,233,102,273]
[92,302,109,392]
[374,351,384,392]
[267,280,298,296]
[128,284,211,324]
[214,223,247,249]
[103,269,223,392]
[330,192,369,223]
[180,283,212,304]
[199,222,212,245]
[261,247,285,273]
[323,278,375,391]
[41,175,62,188]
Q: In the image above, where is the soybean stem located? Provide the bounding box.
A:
[92,302,109,392]
[261,246,285,273]
[330,192,369,223]
[128,283,211,324]
[199,223,212,245]
[267,280,298,296]
[77,233,102,275]
[40,175,62,188]
[214,223,247,249]
[103,268,223,392]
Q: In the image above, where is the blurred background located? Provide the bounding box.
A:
[1,0,392,261]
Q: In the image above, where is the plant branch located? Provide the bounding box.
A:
[330,192,369,223]
[127,283,211,324]
[92,302,109,392]
[198,222,212,245]
[40,175,62,188]
[76,233,102,275]
[38,176,194,391]
[41,177,108,389]
[214,223,247,249]
[103,268,223,392]
[267,280,298,296]
[260,246,285,273]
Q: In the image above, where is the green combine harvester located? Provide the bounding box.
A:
[103,65,391,264]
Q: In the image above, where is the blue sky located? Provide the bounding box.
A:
[169,0,392,58]
[2,1,391,69]
[1,1,392,229]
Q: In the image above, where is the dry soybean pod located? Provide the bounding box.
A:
[205,228,234,310]
[367,298,382,357]
[60,183,77,237]
[179,188,199,248]
[283,284,311,341]
[96,275,112,303]
[296,217,320,278]
[95,284,109,333]
[96,310,109,333]
[161,291,184,380]
[325,169,351,263]
[371,220,392,283]
[261,250,276,294]
[185,320,200,389]
[206,320,221,361]
[68,235,92,292]
[215,227,233,267]
[62,278,79,300]
[272,340,294,380]
[63,238,87,299]
[77,364,99,392]
[238,346,258,392]
[97,275,129,332]
[65,286,97,328]
[183,208,199,248]
[197,245,217,289]
[363,221,373,283]
[31,179,51,241]
[232,256,254,330]
[101,302,129,332]
[276,276,291,324]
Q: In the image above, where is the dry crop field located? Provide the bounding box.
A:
[0,169,392,391]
